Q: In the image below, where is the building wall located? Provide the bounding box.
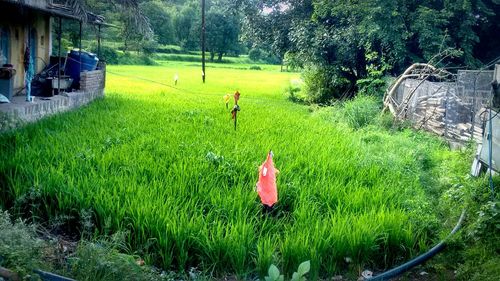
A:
[33,13,51,74]
[395,70,494,145]
[0,10,51,94]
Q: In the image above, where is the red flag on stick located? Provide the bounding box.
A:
[234,91,240,104]
[256,151,279,207]
[223,94,231,109]
[231,91,241,130]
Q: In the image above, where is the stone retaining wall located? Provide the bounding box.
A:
[80,66,106,93]
[0,88,104,123]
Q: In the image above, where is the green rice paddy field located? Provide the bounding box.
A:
[0,62,469,278]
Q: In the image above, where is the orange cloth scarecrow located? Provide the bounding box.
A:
[256,152,279,207]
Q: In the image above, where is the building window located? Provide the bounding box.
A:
[0,27,9,65]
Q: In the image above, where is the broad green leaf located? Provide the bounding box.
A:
[268,264,280,280]
[297,260,310,276]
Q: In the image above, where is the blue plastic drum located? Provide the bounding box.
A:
[65,49,98,88]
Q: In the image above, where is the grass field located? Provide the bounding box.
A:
[0,62,469,278]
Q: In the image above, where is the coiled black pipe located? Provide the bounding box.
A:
[369,209,466,281]
[33,269,76,281]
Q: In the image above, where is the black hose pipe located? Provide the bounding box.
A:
[369,210,466,281]
[33,269,76,281]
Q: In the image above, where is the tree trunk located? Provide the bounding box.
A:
[217,52,223,62]
[341,68,358,99]
[355,47,367,79]
[210,52,215,62]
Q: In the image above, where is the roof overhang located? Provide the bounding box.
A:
[0,0,111,26]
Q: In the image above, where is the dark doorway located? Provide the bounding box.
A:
[29,27,37,71]
[0,26,12,100]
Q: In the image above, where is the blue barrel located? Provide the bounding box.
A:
[64,49,99,88]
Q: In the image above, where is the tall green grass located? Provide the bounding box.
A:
[0,63,469,278]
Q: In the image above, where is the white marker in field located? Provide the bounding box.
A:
[174,73,179,85]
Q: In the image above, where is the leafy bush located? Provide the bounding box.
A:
[248,48,281,64]
[155,54,201,62]
[340,95,381,129]
[155,45,183,54]
[301,65,351,104]
[265,261,310,281]
[52,38,72,56]
[249,48,264,61]
[356,75,388,97]
[356,52,390,97]
[285,79,307,104]
[300,52,391,103]
[90,45,119,64]
[0,211,45,277]
[66,232,160,281]
[284,52,303,71]
[88,44,155,65]
[117,52,157,66]
[140,40,158,56]
[0,208,167,281]
[455,197,500,281]
[436,174,500,281]
[249,65,262,70]
[263,54,282,65]
[468,200,499,242]
[376,112,397,130]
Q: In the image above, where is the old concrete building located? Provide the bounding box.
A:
[0,0,54,97]
[0,0,107,127]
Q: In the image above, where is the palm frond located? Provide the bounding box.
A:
[61,0,152,37]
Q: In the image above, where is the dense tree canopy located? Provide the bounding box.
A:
[243,0,500,101]
[206,11,240,61]
[173,5,199,50]
[69,0,499,101]
[140,1,175,45]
